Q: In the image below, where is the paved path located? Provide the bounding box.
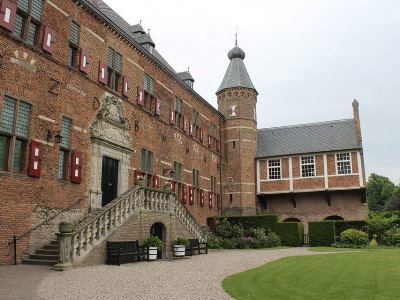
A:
[1,248,325,300]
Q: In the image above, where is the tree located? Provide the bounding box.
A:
[367,173,396,211]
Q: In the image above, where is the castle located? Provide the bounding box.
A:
[0,0,367,265]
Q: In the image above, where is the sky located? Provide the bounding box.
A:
[104,0,400,183]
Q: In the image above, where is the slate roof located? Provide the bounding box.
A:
[256,119,361,158]
[177,71,194,82]
[217,45,256,94]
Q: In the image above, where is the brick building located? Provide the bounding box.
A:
[0,0,367,265]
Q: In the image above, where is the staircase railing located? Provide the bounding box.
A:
[55,185,205,268]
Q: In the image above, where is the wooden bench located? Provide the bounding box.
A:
[185,239,208,256]
[107,241,147,266]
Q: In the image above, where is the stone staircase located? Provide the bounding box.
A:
[25,185,206,268]
[23,240,60,266]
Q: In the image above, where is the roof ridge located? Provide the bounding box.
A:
[258,118,355,132]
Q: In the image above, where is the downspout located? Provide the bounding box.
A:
[219,117,223,217]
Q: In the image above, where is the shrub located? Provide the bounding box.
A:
[221,238,238,249]
[367,213,398,240]
[382,226,400,247]
[309,221,335,246]
[370,238,378,248]
[264,231,281,248]
[335,220,367,237]
[143,235,163,250]
[247,227,268,241]
[340,229,369,247]
[206,233,222,249]
[275,222,304,246]
[173,237,189,246]
[215,218,244,239]
[237,237,256,249]
[208,214,279,234]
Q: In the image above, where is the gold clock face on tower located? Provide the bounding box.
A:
[228,105,239,117]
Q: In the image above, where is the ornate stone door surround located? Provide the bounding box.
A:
[89,94,133,210]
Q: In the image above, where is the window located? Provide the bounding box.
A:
[336,153,352,175]
[141,148,153,187]
[192,169,200,204]
[107,47,122,92]
[13,0,43,45]
[209,123,218,149]
[211,176,217,193]
[267,159,281,180]
[174,97,183,127]
[192,109,200,138]
[0,96,31,172]
[58,117,71,180]
[143,74,155,112]
[67,21,80,67]
[301,156,315,177]
[173,161,182,182]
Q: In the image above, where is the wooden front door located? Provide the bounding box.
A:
[101,156,119,207]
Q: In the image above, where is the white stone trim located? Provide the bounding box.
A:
[201,176,211,181]
[323,154,328,189]
[161,160,172,166]
[38,115,55,123]
[258,186,363,195]
[357,152,364,187]
[183,169,192,174]
[128,57,144,71]
[84,26,105,43]
[289,157,293,191]
[47,0,69,17]
[256,160,260,194]
[33,139,53,147]
[224,126,256,131]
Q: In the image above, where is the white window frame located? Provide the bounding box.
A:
[267,159,281,180]
[300,155,315,178]
[335,152,352,175]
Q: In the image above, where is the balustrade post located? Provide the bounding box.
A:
[53,222,74,271]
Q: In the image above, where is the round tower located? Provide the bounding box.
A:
[217,40,258,216]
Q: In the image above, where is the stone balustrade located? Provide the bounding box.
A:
[54,185,205,270]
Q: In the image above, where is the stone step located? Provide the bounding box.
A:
[30,254,59,260]
[43,244,60,250]
[22,258,58,266]
[50,240,60,245]
[36,249,59,255]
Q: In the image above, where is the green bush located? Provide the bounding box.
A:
[208,214,279,234]
[173,237,189,246]
[367,213,398,240]
[309,221,335,246]
[382,226,400,247]
[247,227,268,241]
[215,218,244,239]
[206,233,222,249]
[264,231,281,248]
[275,222,304,246]
[143,235,163,250]
[221,238,238,249]
[340,229,369,247]
[335,220,367,237]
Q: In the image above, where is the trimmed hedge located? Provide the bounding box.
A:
[208,214,279,233]
[309,221,335,246]
[276,222,304,246]
[335,220,367,237]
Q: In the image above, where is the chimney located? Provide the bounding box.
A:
[352,99,362,146]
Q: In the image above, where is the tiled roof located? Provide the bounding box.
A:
[177,71,194,82]
[256,119,361,158]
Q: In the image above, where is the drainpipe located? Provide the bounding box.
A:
[219,117,223,217]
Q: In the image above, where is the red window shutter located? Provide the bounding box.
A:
[155,98,161,115]
[181,184,187,204]
[199,129,204,143]
[42,26,56,54]
[0,0,16,31]
[217,194,221,209]
[208,135,212,148]
[122,76,129,97]
[189,187,194,205]
[28,141,42,178]
[170,107,175,124]
[184,119,189,134]
[98,62,107,84]
[70,151,83,184]
[200,190,204,207]
[137,86,144,106]
[189,123,194,136]
[152,175,160,189]
[208,192,213,209]
[169,180,176,192]
[79,49,89,74]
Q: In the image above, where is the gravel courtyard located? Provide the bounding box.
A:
[34,247,321,300]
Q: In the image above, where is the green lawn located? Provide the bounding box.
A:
[222,249,400,300]
[308,246,365,252]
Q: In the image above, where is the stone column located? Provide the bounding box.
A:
[53,222,74,271]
